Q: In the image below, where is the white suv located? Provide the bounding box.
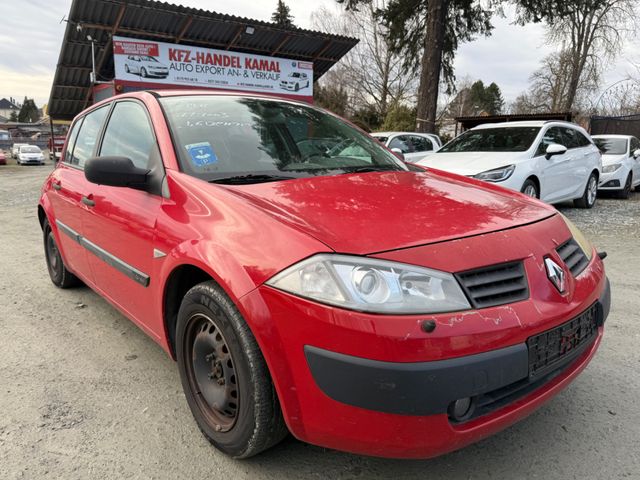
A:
[417,121,602,208]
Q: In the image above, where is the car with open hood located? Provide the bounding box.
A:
[38,91,610,460]
[416,121,602,208]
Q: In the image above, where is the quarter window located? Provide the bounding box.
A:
[100,102,156,169]
[71,105,109,168]
[62,118,83,165]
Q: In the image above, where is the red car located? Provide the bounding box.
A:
[38,91,610,459]
[0,150,6,165]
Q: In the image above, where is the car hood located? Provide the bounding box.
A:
[601,153,627,165]
[223,170,555,254]
[416,151,526,176]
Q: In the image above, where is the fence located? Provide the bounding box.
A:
[590,114,640,137]
[0,138,50,151]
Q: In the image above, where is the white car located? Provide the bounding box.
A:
[17,145,45,165]
[417,121,602,208]
[371,132,441,163]
[124,55,169,78]
[279,72,310,92]
[11,143,29,159]
[592,134,640,198]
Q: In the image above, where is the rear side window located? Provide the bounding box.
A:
[409,135,433,152]
[72,105,109,168]
[100,101,156,169]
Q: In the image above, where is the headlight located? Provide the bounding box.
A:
[266,254,471,314]
[559,214,593,261]
[474,165,515,182]
[602,163,622,173]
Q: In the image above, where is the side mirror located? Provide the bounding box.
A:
[391,148,405,161]
[545,143,567,159]
[85,156,150,190]
[633,149,640,159]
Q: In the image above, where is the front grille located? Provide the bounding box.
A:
[527,303,598,379]
[456,261,529,309]
[556,238,589,276]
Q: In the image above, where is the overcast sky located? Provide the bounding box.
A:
[0,0,638,108]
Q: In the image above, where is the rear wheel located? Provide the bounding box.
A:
[176,281,287,458]
[520,178,539,199]
[43,218,81,288]
[574,172,598,209]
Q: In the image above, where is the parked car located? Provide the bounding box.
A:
[11,143,29,158]
[0,150,6,165]
[17,145,45,165]
[592,134,640,198]
[124,55,169,78]
[371,132,441,163]
[417,121,602,208]
[39,91,610,460]
[279,72,310,92]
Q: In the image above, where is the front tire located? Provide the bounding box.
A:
[176,281,287,458]
[43,218,81,288]
[141,67,147,78]
[618,173,632,199]
[520,178,539,199]
[574,172,598,209]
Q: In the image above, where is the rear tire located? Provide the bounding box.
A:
[43,218,81,288]
[618,173,633,199]
[574,172,598,209]
[176,281,288,458]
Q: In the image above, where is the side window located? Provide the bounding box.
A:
[72,105,109,168]
[561,128,581,149]
[62,118,83,165]
[535,127,566,156]
[576,131,592,147]
[409,135,433,152]
[389,136,411,153]
[100,101,156,169]
[630,137,640,154]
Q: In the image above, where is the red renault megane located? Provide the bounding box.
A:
[39,90,610,459]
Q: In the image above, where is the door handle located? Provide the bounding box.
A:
[81,195,95,207]
[52,181,61,191]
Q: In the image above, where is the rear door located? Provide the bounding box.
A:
[630,137,640,185]
[561,127,594,198]
[47,105,110,282]
[81,99,165,333]
[404,135,435,162]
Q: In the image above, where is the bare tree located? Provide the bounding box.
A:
[545,0,637,111]
[312,2,418,122]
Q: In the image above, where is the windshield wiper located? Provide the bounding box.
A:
[210,174,295,185]
[339,166,401,174]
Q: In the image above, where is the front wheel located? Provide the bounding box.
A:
[618,173,632,199]
[176,281,287,458]
[141,67,147,78]
[520,179,539,199]
[574,172,598,209]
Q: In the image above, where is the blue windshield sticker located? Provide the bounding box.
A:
[186,142,217,166]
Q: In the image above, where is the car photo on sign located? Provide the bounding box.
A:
[279,72,310,92]
[123,55,169,79]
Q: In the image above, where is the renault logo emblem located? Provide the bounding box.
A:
[545,257,566,293]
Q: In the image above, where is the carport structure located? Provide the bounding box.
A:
[48,0,358,121]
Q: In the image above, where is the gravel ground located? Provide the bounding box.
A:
[1,162,639,479]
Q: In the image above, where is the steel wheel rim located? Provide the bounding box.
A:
[587,176,597,205]
[523,184,537,198]
[184,313,239,432]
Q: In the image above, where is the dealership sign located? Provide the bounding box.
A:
[113,36,313,97]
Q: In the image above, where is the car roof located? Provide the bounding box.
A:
[372,131,438,137]
[472,120,586,130]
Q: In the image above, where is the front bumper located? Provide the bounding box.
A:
[599,167,629,190]
[239,215,609,458]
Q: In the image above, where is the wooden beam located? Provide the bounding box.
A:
[271,34,290,55]
[226,25,245,51]
[175,16,193,43]
[312,40,333,61]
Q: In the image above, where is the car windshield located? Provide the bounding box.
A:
[140,56,158,62]
[439,127,541,153]
[20,146,40,153]
[290,73,300,78]
[159,96,406,183]
[594,137,627,155]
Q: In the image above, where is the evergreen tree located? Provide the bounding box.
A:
[18,98,39,123]
[9,111,18,122]
[271,0,295,28]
